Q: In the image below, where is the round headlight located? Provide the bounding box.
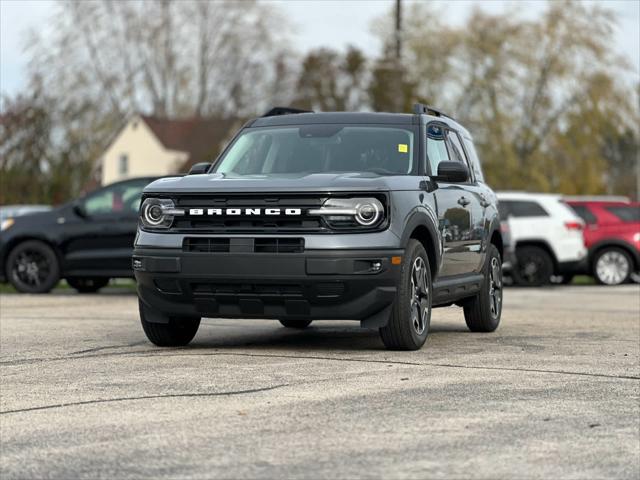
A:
[309,197,385,229]
[355,201,381,226]
[140,198,182,229]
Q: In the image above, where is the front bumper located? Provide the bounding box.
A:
[133,248,403,326]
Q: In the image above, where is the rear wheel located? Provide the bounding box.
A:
[139,300,201,347]
[593,247,632,285]
[279,319,313,329]
[464,244,503,332]
[513,246,553,286]
[6,240,60,293]
[67,277,109,293]
[379,239,432,351]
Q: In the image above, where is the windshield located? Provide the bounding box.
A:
[213,125,416,176]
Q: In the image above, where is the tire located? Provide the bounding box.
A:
[139,300,201,347]
[6,240,60,293]
[67,277,110,293]
[379,239,432,351]
[593,247,632,286]
[279,319,313,329]
[464,244,503,332]
[512,246,553,286]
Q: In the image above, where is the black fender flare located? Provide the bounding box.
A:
[486,215,502,251]
[399,207,443,273]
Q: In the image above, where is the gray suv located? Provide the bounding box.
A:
[133,104,503,350]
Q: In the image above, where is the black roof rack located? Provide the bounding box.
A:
[413,103,453,120]
[262,107,313,117]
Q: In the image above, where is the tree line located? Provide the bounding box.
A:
[1,0,638,205]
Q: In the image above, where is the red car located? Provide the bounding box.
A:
[566,198,640,285]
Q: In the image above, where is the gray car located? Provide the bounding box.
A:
[133,105,504,350]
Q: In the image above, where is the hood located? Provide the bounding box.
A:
[143,172,412,194]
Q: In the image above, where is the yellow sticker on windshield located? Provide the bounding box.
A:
[398,144,408,153]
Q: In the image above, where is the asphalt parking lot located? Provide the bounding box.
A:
[1,285,639,479]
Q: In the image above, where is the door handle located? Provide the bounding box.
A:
[458,196,470,207]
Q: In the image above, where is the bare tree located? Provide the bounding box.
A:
[27,0,295,120]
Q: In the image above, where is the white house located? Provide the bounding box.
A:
[100,114,238,185]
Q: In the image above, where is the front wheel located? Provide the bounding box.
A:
[67,277,110,293]
[464,244,503,332]
[593,247,632,285]
[139,300,201,347]
[379,239,432,351]
[6,240,60,293]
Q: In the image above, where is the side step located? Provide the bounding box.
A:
[432,274,484,306]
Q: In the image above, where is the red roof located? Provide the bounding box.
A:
[140,115,240,171]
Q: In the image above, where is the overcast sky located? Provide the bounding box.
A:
[1,0,638,96]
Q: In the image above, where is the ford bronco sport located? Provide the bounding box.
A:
[133,104,504,350]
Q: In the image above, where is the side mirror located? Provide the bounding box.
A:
[72,201,88,218]
[188,162,211,175]
[434,161,469,183]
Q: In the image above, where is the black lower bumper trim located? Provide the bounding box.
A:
[134,248,403,322]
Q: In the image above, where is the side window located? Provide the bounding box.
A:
[462,137,484,182]
[426,124,450,175]
[570,204,597,224]
[605,206,640,223]
[446,131,466,164]
[119,154,129,176]
[83,181,149,216]
[501,200,549,218]
[446,130,473,181]
[498,203,510,221]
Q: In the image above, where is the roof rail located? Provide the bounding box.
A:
[413,103,453,120]
[262,107,313,117]
[563,195,631,203]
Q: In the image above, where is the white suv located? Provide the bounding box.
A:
[497,192,588,286]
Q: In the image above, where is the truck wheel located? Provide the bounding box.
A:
[139,300,201,347]
[6,240,60,293]
[379,239,432,351]
[593,247,632,285]
[513,245,553,286]
[464,244,502,332]
[279,319,313,328]
[67,277,109,293]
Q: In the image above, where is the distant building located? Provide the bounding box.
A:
[100,114,239,185]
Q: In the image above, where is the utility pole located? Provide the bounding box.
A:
[395,0,402,61]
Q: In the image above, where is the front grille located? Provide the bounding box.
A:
[172,194,326,233]
[183,238,230,252]
[191,282,303,297]
[254,238,304,253]
[183,237,304,253]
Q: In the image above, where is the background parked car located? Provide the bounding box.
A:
[0,205,51,223]
[497,192,587,286]
[0,177,156,293]
[565,197,640,285]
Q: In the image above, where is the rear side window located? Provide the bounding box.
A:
[570,204,597,224]
[500,200,548,218]
[606,206,640,222]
